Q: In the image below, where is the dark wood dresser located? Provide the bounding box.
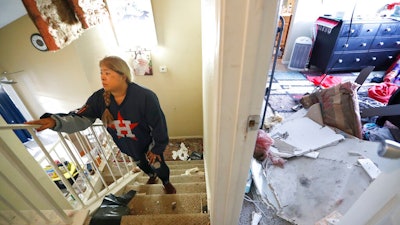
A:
[309,16,400,73]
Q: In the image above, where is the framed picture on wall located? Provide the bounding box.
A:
[132,49,153,76]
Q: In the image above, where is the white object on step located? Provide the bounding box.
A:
[172,142,190,161]
[182,167,199,176]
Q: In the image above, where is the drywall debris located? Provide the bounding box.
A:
[357,158,381,180]
[251,211,262,225]
[270,117,345,157]
[252,107,400,225]
[304,151,320,159]
[268,156,370,225]
[315,210,342,225]
[347,151,363,157]
[263,114,284,131]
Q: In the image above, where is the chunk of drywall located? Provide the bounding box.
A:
[270,117,344,157]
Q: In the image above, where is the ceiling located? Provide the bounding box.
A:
[0,0,27,29]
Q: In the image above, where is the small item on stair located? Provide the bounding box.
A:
[190,151,203,160]
[90,190,136,225]
[171,201,177,210]
[182,167,200,176]
[172,142,190,161]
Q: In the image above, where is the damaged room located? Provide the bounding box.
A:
[0,0,399,225]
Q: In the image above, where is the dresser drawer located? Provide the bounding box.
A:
[339,23,362,37]
[335,37,373,51]
[370,37,400,50]
[366,51,399,69]
[309,17,400,73]
[358,23,379,36]
[377,23,398,36]
[329,52,366,70]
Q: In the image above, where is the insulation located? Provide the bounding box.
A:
[67,0,109,29]
[21,0,109,51]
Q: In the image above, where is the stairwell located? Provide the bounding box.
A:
[86,160,210,225]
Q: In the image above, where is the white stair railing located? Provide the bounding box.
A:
[0,123,139,224]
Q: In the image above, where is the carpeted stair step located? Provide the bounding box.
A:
[126,182,206,195]
[165,160,204,165]
[103,164,204,183]
[128,193,207,215]
[166,160,204,165]
[166,160,204,169]
[167,163,204,170]
[136,173,205,184]
[140,167,203,176]
[121,213,210,225]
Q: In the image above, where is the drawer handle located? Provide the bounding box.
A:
[338,59,343,63]
[396,41,400,45]
[371,57,377,61]
[361,43,367,47]
[343,43,349,48]
[388,55,394,59]
[355,58,361,62]
[385,27,392,32]
[379,42,384,46]
[350,29,355,33]
[367,29,373,32]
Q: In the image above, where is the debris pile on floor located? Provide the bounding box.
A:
[251,103,400,225]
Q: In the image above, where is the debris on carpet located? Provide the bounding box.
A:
[250,103,400,225]
[172,142,190,161]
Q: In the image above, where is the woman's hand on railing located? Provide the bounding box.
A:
[25,117,56,132]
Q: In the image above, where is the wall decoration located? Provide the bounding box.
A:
[30,33,48,51]
[132,49,153,76]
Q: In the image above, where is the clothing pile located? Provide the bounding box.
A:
[367,56,400,104]
[358,57,400,142]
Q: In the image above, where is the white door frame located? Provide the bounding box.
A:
[201,0,281,224]
[337,168,400,225]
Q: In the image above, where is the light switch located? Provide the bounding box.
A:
[159,65,168,73]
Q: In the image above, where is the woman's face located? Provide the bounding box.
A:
[100,65,126,92]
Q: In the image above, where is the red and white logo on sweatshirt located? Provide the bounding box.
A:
[109,112,138,140]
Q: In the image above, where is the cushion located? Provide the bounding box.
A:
[300,81,362,138]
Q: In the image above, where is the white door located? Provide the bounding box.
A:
[201,0,281,224]
[337,168,400,225]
